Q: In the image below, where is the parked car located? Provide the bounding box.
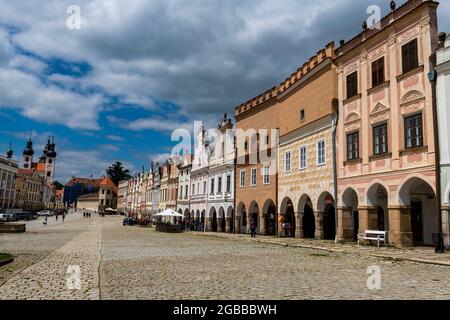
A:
[13,212,34,221]
[0,213,15,222]
[123,217,137,226]
[37,210,52,217]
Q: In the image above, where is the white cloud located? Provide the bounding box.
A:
[0,0,448,132]
[105,134,124,142]
[100,144,119,152]
[107,115,192,132]
[55,148,136,183]
[0,66,104,130]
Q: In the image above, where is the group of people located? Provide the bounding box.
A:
[55,213,66,222]
[43,210,67,225]
[185,220,204,232]
[83,212,92,219]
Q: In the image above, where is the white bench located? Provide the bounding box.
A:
[357,230,387,247]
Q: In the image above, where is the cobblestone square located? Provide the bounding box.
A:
[1,215,449,300]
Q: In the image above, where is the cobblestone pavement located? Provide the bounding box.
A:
[198,232,450,266]
[1,216,450,300]
[0,213,101,299]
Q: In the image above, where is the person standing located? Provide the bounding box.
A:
[250,218,257,238]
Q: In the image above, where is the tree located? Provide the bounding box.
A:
[106,161,131,185]
[53,181,64,190]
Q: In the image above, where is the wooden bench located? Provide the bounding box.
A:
[357,230,387,247]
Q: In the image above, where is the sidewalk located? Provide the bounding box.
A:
[193,232,450,267]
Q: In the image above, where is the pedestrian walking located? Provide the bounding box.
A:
[55,214,58,221]
[250,218,257,238]
[62,214,66,222]
[43,216,48,225]
[83,212,86,218]
[88,212,91,219]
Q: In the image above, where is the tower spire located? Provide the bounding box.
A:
[6,143,13,159]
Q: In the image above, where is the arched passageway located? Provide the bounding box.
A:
[299,195,315,239]
[218,207,226,232]
[263,199,276,236]
[397,177,438,246]
[210,207,218,232]
[280,197,295,237]
[341,188,359,241]
[227,206,234,233]
[249,201,260,234]
[236,203,247,234]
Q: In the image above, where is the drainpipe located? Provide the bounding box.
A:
[332,111,339,244]
[275,127,280,238]
[429,64,444,252]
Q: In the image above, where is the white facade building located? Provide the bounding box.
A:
[206,114,235,233]
[0,147,18,210]
[177,155,192,219]
[436,32,450,248]
[190,127,211,227]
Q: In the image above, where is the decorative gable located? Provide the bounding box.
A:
[370,102,389,116]
[344,112,360,124]
[401,90,424,104]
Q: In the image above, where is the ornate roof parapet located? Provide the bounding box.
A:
[336,0,438,60]
[235,41,335,118]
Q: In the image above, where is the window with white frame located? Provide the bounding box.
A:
[285,151,291,173]
[240,170,245,187]
[299,146,307,169]
[251,168,257,186]
[316,140,326,166]
[263,166,270,185]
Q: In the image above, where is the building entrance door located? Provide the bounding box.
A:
[411,201,423,244]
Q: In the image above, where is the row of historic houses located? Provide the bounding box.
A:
[123,0,450,248]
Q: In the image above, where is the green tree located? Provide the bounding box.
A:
[53,181,64,190]
[106,161,131,185]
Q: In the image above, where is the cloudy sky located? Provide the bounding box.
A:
[0,0,449,183]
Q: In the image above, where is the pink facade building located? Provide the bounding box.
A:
[335,0,441,246]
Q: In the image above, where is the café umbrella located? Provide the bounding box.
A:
[155,209,184,218]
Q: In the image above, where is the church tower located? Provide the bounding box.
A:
[44,136,57,182]
[22,133,34,169]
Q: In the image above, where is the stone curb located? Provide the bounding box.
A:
[193,232,450,267]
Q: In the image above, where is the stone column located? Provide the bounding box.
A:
[225,217,232,233]
[342,207,354,240]
[295,212,303,239]
[388,205,413,247]
[206,218,213,232]
[337,207,345,241]
[217,218,223,232]
[441,206,450,248]
[314,211,324,240]
[234,216,241,234]
[358,206,378,233]
[277,214,283,237]
[260,214,266,235]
